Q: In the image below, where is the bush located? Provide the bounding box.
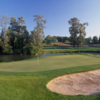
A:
[22,46,40,55]
[13,49,22,55]
[22,46,32,55]
[3,48,13,55]
[31,46,40,55]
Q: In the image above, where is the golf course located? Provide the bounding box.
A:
[0,54,100,100]
[1,0,100,99]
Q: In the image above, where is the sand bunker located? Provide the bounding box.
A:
[47,69,100,95]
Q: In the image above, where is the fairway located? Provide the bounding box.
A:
[0,54,100,100]
[0,54,100,72]
[1,0,100,99]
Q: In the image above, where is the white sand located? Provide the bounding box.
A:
[47,69,100,95]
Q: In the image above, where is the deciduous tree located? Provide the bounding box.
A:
[32,15,46,47]
[69,17,88,47]
[93,36,98,44]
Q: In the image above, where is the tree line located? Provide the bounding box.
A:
[0,15,46,55]
[44,17,100,47]
[0,15,100,55]
[44,17,88,47]
[85,36,100,44]
[44,35,100,45]
[43,35,69,44]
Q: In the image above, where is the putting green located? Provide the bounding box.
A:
[0,54,100,72]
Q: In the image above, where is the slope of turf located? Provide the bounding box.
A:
[0,54,100,72]
[0,54,100,100]
[0,64,100,100]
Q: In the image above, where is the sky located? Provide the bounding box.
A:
[0,0,100,37]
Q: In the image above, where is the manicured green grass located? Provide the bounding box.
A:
[0,54,100,72]
[0,54,100,100]
[0,64,100,100]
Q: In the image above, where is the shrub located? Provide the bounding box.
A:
[22,46,32,55]
[22,46,40,55]
[2,48,13,55]
[13,49,22,55]
[31,46,40,55]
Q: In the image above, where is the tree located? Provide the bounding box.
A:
[0,15,10,49]
[54,36,69,43]
[10,16,30,50]
[32,15,46,47]
[44,35,58,44]
[85,37,92,44]
[4,29,12,49]
[0,31,4,51]
[22,29,30,46]
[0,15,9,37]
[0,15,46,55]
[99,36,100,43]
[93,36,98,44]
[0,33,3,53]
[43,35,51,44]
[69,17,88,47]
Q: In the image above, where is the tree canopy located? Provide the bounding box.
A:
[0,15,46,55]
[69,17,88,47]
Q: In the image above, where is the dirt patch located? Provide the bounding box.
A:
[46,69,100,95]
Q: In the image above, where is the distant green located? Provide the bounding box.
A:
[0,54,100,72]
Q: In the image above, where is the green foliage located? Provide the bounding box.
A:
[55,36,70,43]
[13,49,22,55]
[31,46,40,55]
[2,48,13,55]
[22,46,32,55]
[69,17,88,47]
[9,16,29,50]
[44,36,70,44]
[44,35,58,44]
[99,36,100,43]
[0,15,45,55]
[31,15,46,48]
[22,46,40,55]
[0,38,3,53]
[93,36,99,44]
[84,37,92,44]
